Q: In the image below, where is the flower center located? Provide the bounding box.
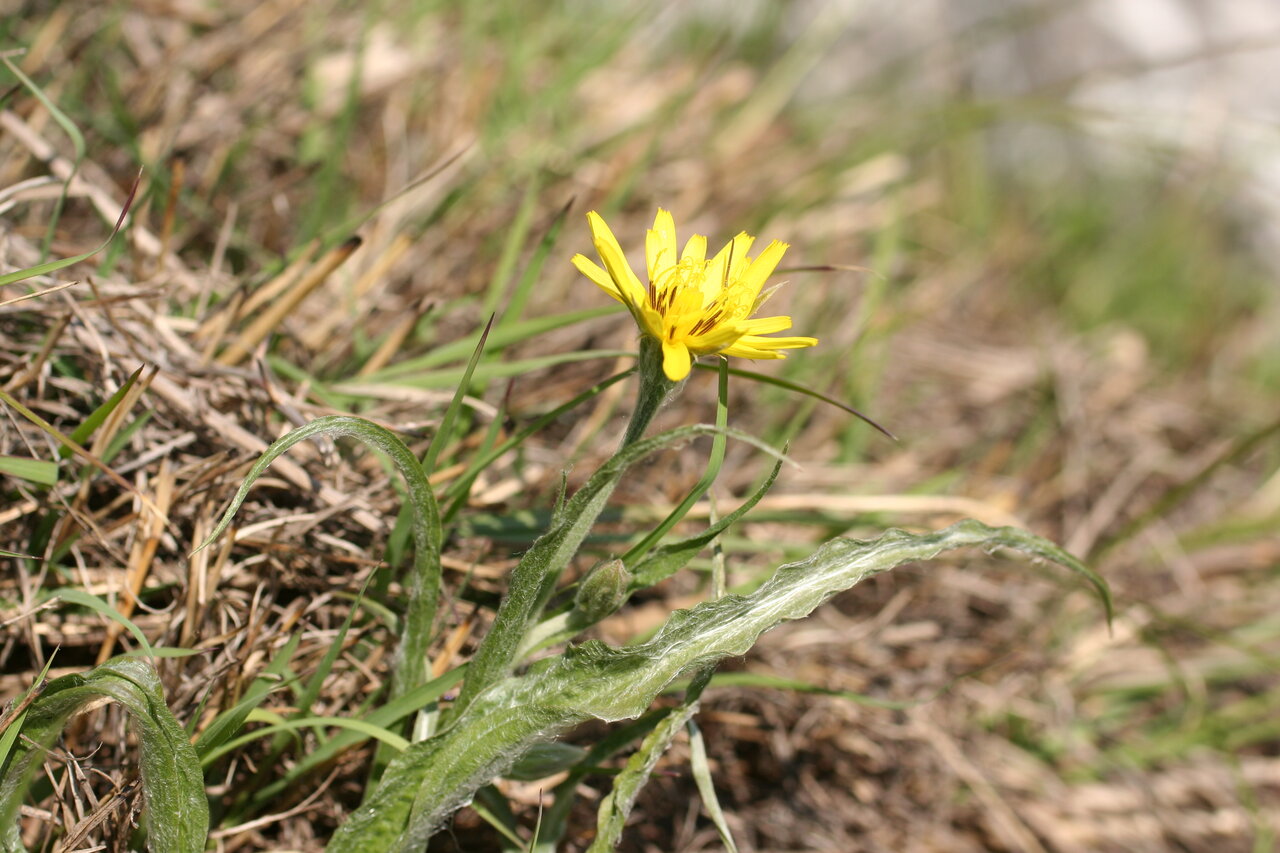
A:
[647,259,705,315]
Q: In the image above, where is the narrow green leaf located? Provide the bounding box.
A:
[686,719,738,853]
[0,658,207,853]
[422,314,493,477]
[522,459,784,655]
[698,671,916,709]
[440,368,634,519]
[471,785,526,850]
[48,588,154,658]
[0,167,141,288]
[123,647,204,659]
[0,456,57,486]
[481,181,539,319]
[0,56,85,263]
[361,306,620,379]
[531,711,669,853]
[587,668,713,853]
[699,362,896,440]
[438,391,507,527]
[195,633,301,758]
[331,520,1108,850]
[61,364,144,459]
[345,348,632,391]
[200,716,409,766]
[243,667,464,811]
[495,195,573,331]
[250,577,374,790]
[627,457,782,591]
[0,658,56,774]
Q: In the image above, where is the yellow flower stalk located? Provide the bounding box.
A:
[573,209,818,381]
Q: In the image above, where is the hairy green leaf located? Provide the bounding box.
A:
[329,520,1109,850]
[0,658,207,853]
[587,668,713,853]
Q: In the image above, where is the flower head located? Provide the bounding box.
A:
[572,209,818,381]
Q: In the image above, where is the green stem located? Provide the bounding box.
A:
[621,336,677,448]
[622,356,727,564]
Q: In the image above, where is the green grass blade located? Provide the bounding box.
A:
[383,314,493,675]
[331,521,1108,850]
[470,785,527,850]
[243,667,465,811]
[60,364,144,459]
[0,375,154,512]
[699,362,896,440]
[356,307,620,380]
[200,716,409,766]
[195,633,301,758]
[438,391,507,527]
[48,588,154,658]
[0,658,207,853]
[345,348,633,392]
[243,577,375,791]
[423,314,493,477]
[481,181,539,320]
[530,711,668,853]
[494,196,573,332]
[0,168,141,288]
[0,456,57,486]
[0,56,85,263]
[196,415,441,700]
[586,704,698,853]
[0,658,56,774]
[699,671,917,709]
[439,368,634,520]
[686,718,738,853]
[520,458,785,655]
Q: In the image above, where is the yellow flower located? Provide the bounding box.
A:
[572,209,818,381]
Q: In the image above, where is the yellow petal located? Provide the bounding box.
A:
[737,240,788,300]
[571,254,625,302]
[587,211,646,305]
[738,314,792,336]
[719,342,787,359]
[646,208,678,278]
[721,334,818,358]
[706,232,755,290]
[681,234,707,263]
[661,339,692,381]
[687,321,748,354]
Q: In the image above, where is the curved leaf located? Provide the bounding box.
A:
[197,415,441,699]
[0,657,207,853]
[328,520,1109,851]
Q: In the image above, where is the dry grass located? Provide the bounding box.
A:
[2,1,1278,851]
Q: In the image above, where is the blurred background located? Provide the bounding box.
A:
[1,0,1277,850]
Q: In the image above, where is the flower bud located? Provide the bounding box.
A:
[573,559,631,622]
